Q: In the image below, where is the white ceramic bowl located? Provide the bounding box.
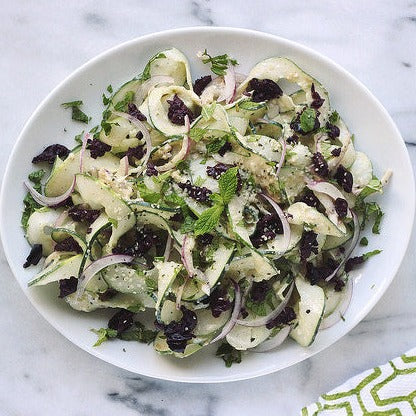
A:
[1,27,414,383]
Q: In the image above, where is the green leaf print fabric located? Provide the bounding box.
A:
[302,348,416,415]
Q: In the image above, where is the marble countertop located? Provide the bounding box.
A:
[1,1,415,415]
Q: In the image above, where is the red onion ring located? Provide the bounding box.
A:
[217,65,236,104]
[113,111,152,171]
[320,278,353,330]
[76,254,134,299]
[306,179,346,202]
[156,115,191,172]
[210,280,242,344]
[236,281,294,327]
[325,210,360,282]
[252,325,291,352]
[79,132,90,173]
[24,176,76,207]
[259,193,291,255]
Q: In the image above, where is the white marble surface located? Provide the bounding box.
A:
[1,1,415,415]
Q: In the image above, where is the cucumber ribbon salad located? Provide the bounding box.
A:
[22,48,390,365]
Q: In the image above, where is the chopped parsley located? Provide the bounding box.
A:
[199,50,238,76]
[300,108,317,133]
[216,342,242,367]
[21,170,45,230]
[61,100,89,123]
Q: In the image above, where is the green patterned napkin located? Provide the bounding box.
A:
[302,348,416,415]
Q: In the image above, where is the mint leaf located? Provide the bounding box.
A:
[363,202,384,234]
[180,215,196,233]
[61,100,83,108]
[74,131,84,145]
[218,166,239,204]
[363,249,382,260]
[238,100,266,111]
[107,84,113,93]
[137,181,161,204]
[300,108,317,133]
[206,136,228,155]
[200,50,238,76]
[328,111,340,124]
[194,204,224,236]
[28,169,45,184]
[91,328,118,347]
[140,52,167,81]
[113,91,135,112]
[21,170,45,230]
[201,102,217,121]
[216,342,242,367]
[189,127,207,142]
[358,176,383,200]
[359,237,368,246]
[119,321,157,344]
[62,100,89,123]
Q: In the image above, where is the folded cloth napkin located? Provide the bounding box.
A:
[302,348,416,415]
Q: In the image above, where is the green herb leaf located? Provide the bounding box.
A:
[238,100,266,111]
[216,342,242,367]
[107,85,113,93]
[61,100,83,108]
[28,169,45,184]
[363,249,382,260]
[140,52,167,81]
[119,321,157,344]
[145,276,158,292]
[180,215,196,233]
[74,131,84,145]
[113,91,135,112]
[300,108,317,133]
[365,202,384,234]
[200,50,238,76]
[91,328,118,347]
[201,102,217,121]
[206,136,228,155]
[218,166,239,204]
[194,204,224,236]
[189,127,207,142]
[102,94,111,106]
[108,218,119,227]
[358,176,383,200]
[61,101,89,123]
[328,111,340,124]
[137,182,161,204]
[359,237,369,246]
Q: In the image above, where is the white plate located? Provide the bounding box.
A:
[1,27,414,383]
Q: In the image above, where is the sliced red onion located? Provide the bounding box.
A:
[217,65,236,104]
[320,278,353,330]
[180,234,207,286]
[24,176,76,207]
[259,193,291,255]
[236,281,294,327]
[136,75,174,103]
[210,280,242,344]
[79,132,90,173]
[326,210,360,282]
[252,325,291,353]
[76,254,134,299]
[156,115,191,172]
[113,111,152,171]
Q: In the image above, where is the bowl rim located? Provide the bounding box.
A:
[1,26,414,383]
